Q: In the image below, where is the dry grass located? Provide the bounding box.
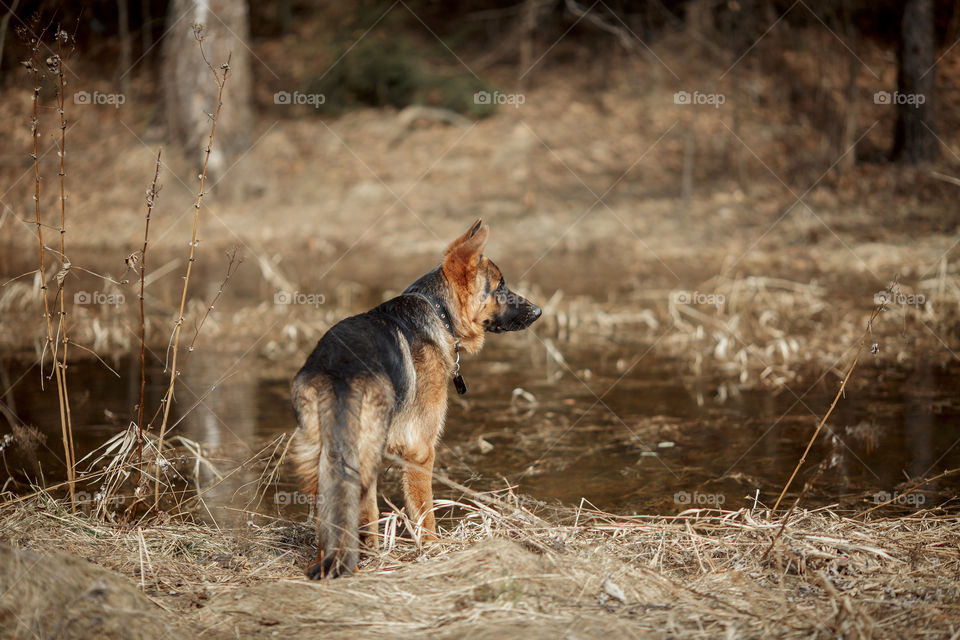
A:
[7,251,947,393]
[2,482,959,639]
[526,269,959,390]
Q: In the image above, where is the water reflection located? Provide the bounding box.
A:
[2,335,959,520]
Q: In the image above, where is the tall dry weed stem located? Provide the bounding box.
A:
[153,28,231,506]
[27,29,75,505]
[137,151,162,475]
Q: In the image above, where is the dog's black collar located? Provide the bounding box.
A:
[409,292,455,338]
[405,291,467,395]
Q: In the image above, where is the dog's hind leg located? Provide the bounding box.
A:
[355,379,392,553]
[359,478,379,551]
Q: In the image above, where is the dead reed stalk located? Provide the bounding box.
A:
[179,246,242,371]
[771,292,888,512]
[52,27,76,498]
[137,150,162,475]
[26,31,75,505]
[153,30,231,507]
[857,465,960,517]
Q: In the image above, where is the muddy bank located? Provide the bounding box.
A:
[0,543,185,639]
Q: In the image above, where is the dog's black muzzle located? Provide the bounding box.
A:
[486,293,542,333]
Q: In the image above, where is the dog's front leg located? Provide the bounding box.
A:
[401,446,436,541]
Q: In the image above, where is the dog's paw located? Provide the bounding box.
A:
[307,555,339,579]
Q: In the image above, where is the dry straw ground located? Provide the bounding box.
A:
[2,487,959,639]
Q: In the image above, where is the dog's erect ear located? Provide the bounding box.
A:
[443,219,488,268]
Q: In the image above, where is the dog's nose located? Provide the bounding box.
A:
[531,305,542,319]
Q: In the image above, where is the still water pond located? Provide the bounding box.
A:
[3,335,959,519]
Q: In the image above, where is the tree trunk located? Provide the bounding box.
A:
[141,0,152,57]
[839,0,858,171]
[893,0,937,164]
[684,0,714,57]
[518,0,537,92]
[0,0,21,72]
[117,0,132,99]
[162,0,254,180]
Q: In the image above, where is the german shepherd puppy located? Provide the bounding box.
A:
[291,220,541,578]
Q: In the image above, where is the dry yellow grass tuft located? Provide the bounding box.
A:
[1,486,958,638]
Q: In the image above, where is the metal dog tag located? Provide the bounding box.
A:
[453,375,467,395]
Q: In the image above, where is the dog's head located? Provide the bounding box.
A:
[442,219,541,353]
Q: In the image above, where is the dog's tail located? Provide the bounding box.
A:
[309,379,362,578]
[292,373,391,579]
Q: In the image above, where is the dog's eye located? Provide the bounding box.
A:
[492,280,511,305]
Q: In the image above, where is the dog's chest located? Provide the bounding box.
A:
[385,337,451,452]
